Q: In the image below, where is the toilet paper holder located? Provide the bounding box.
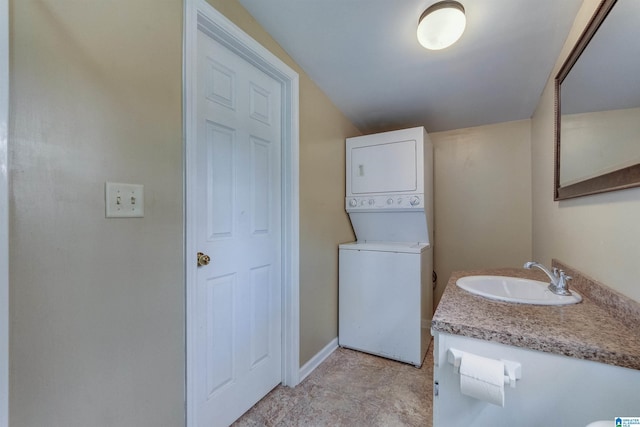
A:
[447,348,522,388]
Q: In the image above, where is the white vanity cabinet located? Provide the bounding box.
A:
[433,332,640,427]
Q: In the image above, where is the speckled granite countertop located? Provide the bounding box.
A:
[431,261,640,370]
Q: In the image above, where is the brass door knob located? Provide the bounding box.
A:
[197,252,211,267]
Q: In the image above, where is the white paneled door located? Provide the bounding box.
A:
[195,29,283,427]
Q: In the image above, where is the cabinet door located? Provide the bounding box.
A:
[433,333,640,426]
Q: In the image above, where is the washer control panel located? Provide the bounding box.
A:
[346,194,424,211]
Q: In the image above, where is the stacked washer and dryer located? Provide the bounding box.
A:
[339,126,433,367]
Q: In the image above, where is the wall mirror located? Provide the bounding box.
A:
[554,0,640,200]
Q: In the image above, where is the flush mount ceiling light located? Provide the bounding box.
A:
[417,1,466,50]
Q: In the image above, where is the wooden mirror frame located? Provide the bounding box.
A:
[554,0,640,200]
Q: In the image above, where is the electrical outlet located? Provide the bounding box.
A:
[105,182,144,218]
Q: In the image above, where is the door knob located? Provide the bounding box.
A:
[197,252,211,267]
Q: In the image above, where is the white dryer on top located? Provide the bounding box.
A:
[345,126,433,244]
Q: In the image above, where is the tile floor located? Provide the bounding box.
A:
[233,340,434,426]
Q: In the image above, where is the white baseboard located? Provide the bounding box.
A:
[298,337,338,383]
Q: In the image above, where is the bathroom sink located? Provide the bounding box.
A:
[456,275,582,305]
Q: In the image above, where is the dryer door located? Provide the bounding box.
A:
[349,139,418,195]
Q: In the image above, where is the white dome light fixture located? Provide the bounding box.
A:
[417,1,466,50]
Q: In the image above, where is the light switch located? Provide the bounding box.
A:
[105,182,144,218]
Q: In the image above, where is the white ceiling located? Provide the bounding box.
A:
[238,0,584,133]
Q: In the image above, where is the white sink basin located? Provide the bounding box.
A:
[456,275,582,305]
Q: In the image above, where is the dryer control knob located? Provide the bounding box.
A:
[387,198,393,205]
[368,199,375,206]
[409,196,420,206]
[349,198,357,207]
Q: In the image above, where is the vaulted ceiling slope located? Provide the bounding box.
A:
[238,0,584,133]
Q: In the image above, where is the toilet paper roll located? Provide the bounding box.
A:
[459,352,505,407]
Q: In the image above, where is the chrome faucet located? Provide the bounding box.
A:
[523,261,573,296]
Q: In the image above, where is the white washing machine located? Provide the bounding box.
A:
[339,127,433,367]
[339,242,432,366]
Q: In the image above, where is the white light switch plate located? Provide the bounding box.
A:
[105,182,144,218]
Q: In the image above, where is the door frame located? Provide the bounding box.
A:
[183,1,300,425]
[0,0,9,425]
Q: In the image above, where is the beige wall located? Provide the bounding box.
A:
[531,0,640,303]
[431,120,532,305]
[10,1,184,426]
[298,81,357,364]
[9,0,357,426]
